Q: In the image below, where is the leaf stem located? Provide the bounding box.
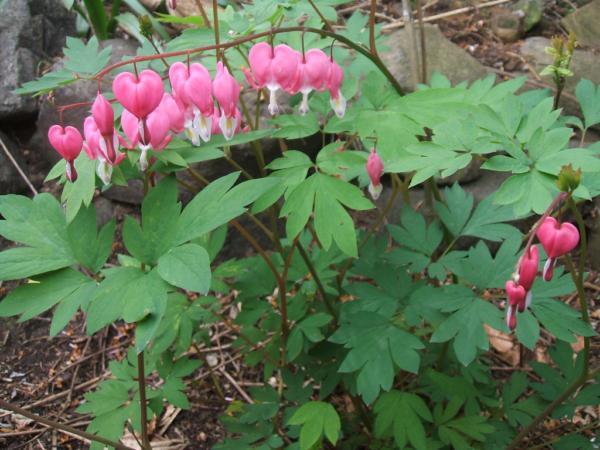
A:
[92,26,404,96]
[137,351,151,450]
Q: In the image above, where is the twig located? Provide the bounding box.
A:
[381,0,513,31]
[218,368,254,404]
[0,134,37,196]
[369,0,378,57]
[0,399,134,450]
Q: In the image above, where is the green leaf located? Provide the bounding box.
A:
[575,79,600,129]
[67,205,115,273]
[287,313,332,361]
[14,70,76,96]
[387,206,443,273]
[61,153,97,223]
[435,184,521,242]
[0,194,76,280]
[288,401,341,449]
[123,176,181,263]
[63,36,111,75]
[330,311,424,403]
[428,285,506,366]
[86,267,169,343]
[157,243,211,294]
[0,268,91,322]
[271,112,320,139]
[82,0,108,39]
[374,391,433,450]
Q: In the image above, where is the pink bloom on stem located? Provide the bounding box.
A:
[91,93,121,164]
[159,93,186,134]
[83,117,125,185]
[536,216,580,281]
[112,69,164,144]
[167,0,176,8]
[48,125,83,182]
[366,149,384,200]
[121,106,172,171]
[169,62,214,143]
[291,48,331,115]
[213,61,241,140]
[505,280,526,330]
[517,244,539,310]
[327,59,346,118]
[211,108,242,136]
[243,42,300,115]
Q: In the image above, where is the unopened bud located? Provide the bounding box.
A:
[557,164,581,192]
[138,15,154,39]
[167,0,177,9]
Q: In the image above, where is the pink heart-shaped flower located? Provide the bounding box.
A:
[518,244,539,291]
[91,93,114,136]
[536,216,580,258]
[505,280,526,307]
[213,61,240,118]
[48,125,83,161]
[112,70,164,119]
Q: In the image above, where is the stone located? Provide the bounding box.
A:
[168,0,213,18]
[28,38,139,167]
[514,0,543,32]
[381,24,489,92]
[0,0,77,122]
[0,132,28,194]
[491,11,522,43]
[103,179,145,205]
[562,0,600,49]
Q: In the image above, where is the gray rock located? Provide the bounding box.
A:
[0,0,77,121]
[28,39,139,167]
[562,0,600,49]
[381,24,488,91]
[0,132,28,194]
[103,179,145,205]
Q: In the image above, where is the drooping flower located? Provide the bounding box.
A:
[212,61,241,140]
[48,125,83,182]
[517,244,539,310]
[243,42,300,115]
[112,69,164,144]
[366,148,384,200]
[159,93,186,134]
[327,59,346,118]
[91,93,122,165]
[505,280,526,330]
[536,217,579,281]
[121,105,172,171]
[83,117,126,185]
[169,62,214,144]
[291,48,331,115]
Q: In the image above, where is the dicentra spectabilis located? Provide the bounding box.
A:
[291,48,330,115]
[167,0,176,8]
[112,69,164,143]
[536,216,579,281]
[213,61,241,140]
[243,42,300,115]
[366,149,384,200]
[159,93,186,134]
[327,59,346,118]
[91,93,122,165]
[169,62,214,144]
[505,280,526,330]
[48,125,83,182]
[83,117,125,185]
[121,106,171,171]
[517,244,539,310]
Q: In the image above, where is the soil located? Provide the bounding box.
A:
[1,1,600,448]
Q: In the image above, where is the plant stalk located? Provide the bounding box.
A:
[137,352,151,450]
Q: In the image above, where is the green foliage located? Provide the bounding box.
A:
[288,401,341,450]
[5,4,600,450]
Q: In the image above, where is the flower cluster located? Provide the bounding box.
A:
[242,42,346,118]
[48,61,242,184]
[506,216,579,330]
[47,42,347,185]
